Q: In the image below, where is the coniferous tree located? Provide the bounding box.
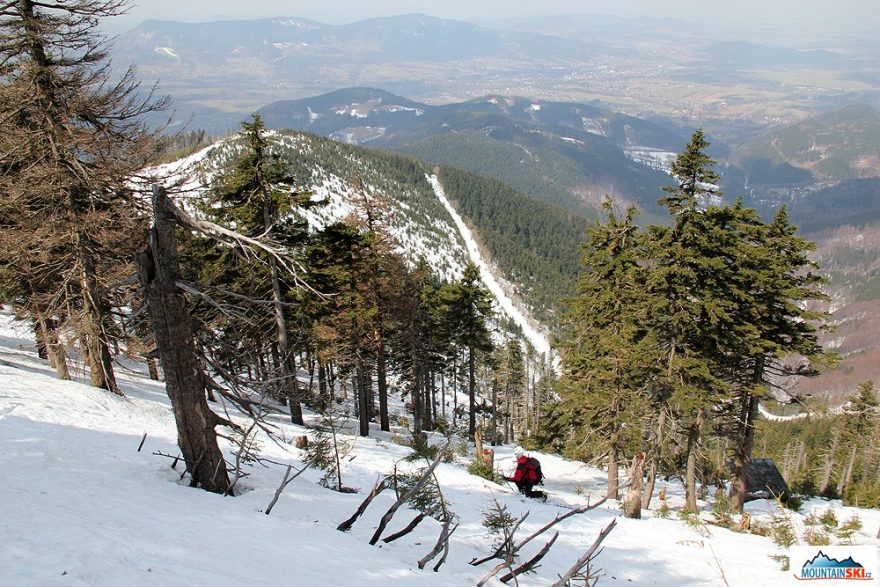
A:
[0,0,166,392]
[445,263,494,437]
[557,199,653,499]
[205,114,313,424]
[646,130,737,512]
[725,202,827,512]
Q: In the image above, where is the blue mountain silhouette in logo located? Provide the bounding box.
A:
[803,551,864,569]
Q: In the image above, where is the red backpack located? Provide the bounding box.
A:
[524,457,543,485]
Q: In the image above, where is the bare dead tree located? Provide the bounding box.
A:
[137,185,231,494]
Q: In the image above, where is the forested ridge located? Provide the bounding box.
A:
[437,166,589,323]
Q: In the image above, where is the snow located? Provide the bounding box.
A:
[427,174,553,359]
[154,46,179,59]
[1,309,879,586]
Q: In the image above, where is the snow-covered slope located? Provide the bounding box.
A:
[3,310,877,586]
[148,131,553,354]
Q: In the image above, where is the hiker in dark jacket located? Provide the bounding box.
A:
[506,447,546,500]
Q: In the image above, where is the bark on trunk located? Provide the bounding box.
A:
[607,432,619,500]
[357,354,369,437]
[730,358,765,513]
[376,338,389,431]
[468,345,476,437]
[684,409,705,513]
[137,185,230,494]
[147,357,160,381]
[624,453,646,519]
[642,410,666,509]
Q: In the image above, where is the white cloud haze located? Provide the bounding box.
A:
[108,0,878,36]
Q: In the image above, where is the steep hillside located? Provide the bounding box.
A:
[7,311,871,586]
[158,130,586,322]
[731,105,880,185]
[787,222,880,406]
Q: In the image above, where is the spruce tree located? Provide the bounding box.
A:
[557,199,653,499]
[647,130,735,512]
[445,263,493,437]
[725,202,827,512]
[0,0,166,392]
[206,114,313,424]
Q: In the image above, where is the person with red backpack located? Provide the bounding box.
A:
[506,447,546,501]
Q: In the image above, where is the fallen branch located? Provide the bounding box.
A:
[515,495,609,553]
[337,476,390,532]
[432,520,456,572]
[264,463,309,515]
[500,531,560,583]
[550,518,618,587]
[418,516,459,571]
[369,439,450,545]
[383,504,439,543]
[137,432,147,452]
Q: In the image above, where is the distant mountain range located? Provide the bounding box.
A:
[257,87,681,217]
[110,12,879,139]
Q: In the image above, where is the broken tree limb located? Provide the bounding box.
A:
[432,520,457,572]
[500,531,560,583]
[337,476,390,532]
[382,504,439,543]
[550,518,618,587]
[369,439,450,545]
[470,511,531,566]
[478,559,513,587]
[515,495,609,554]
[418,517,458,571]
[264,463,309,515]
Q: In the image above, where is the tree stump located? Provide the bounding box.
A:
[482,447,494,469]
[295,435,309,449]
[623,452,646,519]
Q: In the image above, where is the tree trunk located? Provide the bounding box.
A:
[357,353,369,437]
[147,357,160,381]
[38,314,70,380]
[376,338,390,432]
[838,444,858,497]
[624,453,646,519]
[642,407,666,510]
[684,409,705,513]
[317,358,329,411]
[607,432,619,500]
[79,245,120,395]
[137,185,230,494]
[730,359,764,513]
[491,379,498,446]
[33,317,48,360]
[412,361,423,435]
[469,345,476,437]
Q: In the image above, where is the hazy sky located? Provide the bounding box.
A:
[105,0,879,36]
